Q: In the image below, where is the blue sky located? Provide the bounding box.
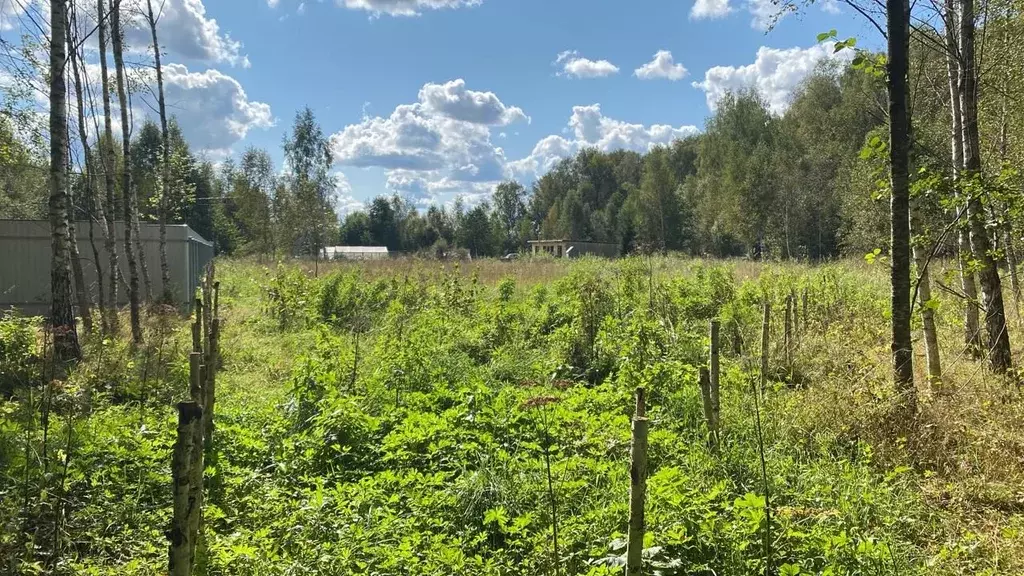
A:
[4,0,884,213]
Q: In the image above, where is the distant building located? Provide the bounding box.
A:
[0,220,213,315]
[322,246,389,260]
[528,239,620,258]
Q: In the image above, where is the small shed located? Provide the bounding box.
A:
[528,239,620,259]
[322,246,389,260]
[0,220,213,315]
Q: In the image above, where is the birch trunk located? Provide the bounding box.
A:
[66,180,92,334]
[109,0,142,343]
[68,10,107,333]
[1005,228,1020,302]
[146,0,173,303]
[97,0,120,334]
[996,22,1021,304]
[48,0,81,362]
[959,0,1013,374]
[912,239,942,386]
[134,208,152,302]
[943,0,984,357]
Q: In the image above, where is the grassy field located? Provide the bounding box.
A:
[3,255,1024,575]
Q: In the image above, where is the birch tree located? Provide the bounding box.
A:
[68,2,110,333]
[110,0,142,342]
[49,0,81,361]
[145,0,172,303]
[957,0,1013,374]
[97,0,120,334]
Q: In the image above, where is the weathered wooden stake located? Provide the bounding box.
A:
[699,368,718,453]
[801,287,808,333]
[784,295,793,372]
[212,280,220,322]
[204,317,218,448]
[202,267,212,361]
[169,401,201,576]
[186,352,205,565]
[192,298,202,354]
[625,388,649,576]
[791,290,799,338]
[709,319,721,438]
[760,302,771,391]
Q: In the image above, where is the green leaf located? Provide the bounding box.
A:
[779,564,802,576]
[816,29,837,42]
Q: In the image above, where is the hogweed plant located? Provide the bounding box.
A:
[521,392,562,576]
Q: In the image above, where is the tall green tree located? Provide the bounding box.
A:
[282,107,336,259]
[368,196,398,249]
[492,180,528,253]
[457,202,496,258]
[632,147,681,254]
[231,148,276,256]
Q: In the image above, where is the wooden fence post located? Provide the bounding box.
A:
[186,348,205,565]
[784,295,793,372]
[791,290,799,338]
[212,281,220,323]
[204,318,218,449]
[709,319,721,440]
[801,288,808,334]
[192,298,202,354]
[169,401,201,576]
[699,368,719,453]
[625,388,649,576]
[760,302,771,391]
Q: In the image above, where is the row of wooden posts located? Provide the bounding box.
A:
[624,293,805,575]
[169,266,220,576]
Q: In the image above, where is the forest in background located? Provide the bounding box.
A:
[6,26,1023,264]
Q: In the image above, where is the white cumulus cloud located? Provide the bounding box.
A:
[73,61,271,156]
[634,50,688,81]
[692,43,851,114]
[340,0,482,16]
[510,105,700,180]
[330,79,520,202]
[555,51,620,79]
[691,0,731,19]
[333,172,365,216]
[418,79,529,126]
[121,0,249,68]
[158,64,273,152]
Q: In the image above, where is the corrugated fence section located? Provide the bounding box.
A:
[0,220,213,316]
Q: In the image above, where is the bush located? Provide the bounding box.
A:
[0,312,41,393]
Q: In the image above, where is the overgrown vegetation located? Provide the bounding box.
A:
[3,257,1024,575]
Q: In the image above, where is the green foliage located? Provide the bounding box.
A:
[0,312,41,392]
[1,257,1018,575]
